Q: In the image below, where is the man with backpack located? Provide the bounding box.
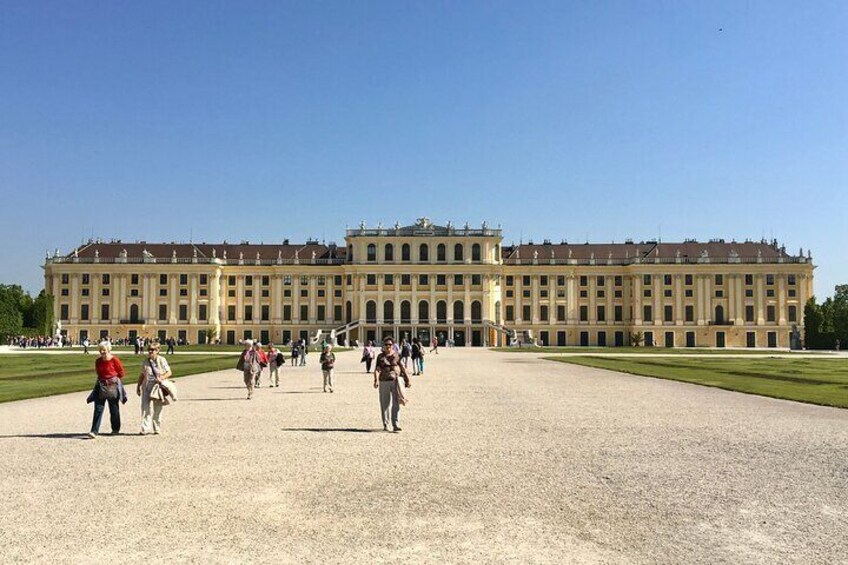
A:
[267,343,283,387]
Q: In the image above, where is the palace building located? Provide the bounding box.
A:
[43,218,814,348]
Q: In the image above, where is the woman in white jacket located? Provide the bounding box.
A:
[136,342,172,435]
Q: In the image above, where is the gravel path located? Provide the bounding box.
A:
[1,349,846,564]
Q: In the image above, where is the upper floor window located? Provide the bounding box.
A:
[419,243,429,262]
[472,243,481,262]
[367,244,376,262]
[454,243,464,262]
[384,243,393,261]
[401,244,410,262]
[437,244,446,262]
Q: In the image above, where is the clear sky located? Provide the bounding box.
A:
[1,1,845,298]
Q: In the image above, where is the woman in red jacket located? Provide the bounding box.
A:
[88,341,125,438]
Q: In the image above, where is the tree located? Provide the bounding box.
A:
[0,286,24,339]
[629,331,644,347]
[30,291,55,336]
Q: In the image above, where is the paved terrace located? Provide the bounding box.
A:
[0,349,845,564]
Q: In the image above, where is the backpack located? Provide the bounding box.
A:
[275,352,284,366]
[236,354,245,372]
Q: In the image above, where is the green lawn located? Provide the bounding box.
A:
[0,353,240,403]
[547,356,848,408]
[490,346,823,355]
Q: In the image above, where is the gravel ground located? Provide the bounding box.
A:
[0,348,846,564]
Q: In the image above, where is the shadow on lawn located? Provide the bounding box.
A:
[0,432,90,440]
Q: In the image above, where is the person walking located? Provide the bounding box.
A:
[237,339,261,400]
[400,339,411,369]
[290,340,299,367]
[320,344,336,393]
[88,341,126,438]
[363,340,376,373]
[166,337,175,355]
[411,338,422,375]
[254,341,268,387]
[136,342,172,435]
[299,340,308,367]
[430,337,439,354]
[373,337,411,432]
[82,338,90,354]
[267,343,282,387]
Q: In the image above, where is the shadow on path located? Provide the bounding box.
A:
[0,432,89,440]
[280,427,381,433]
[180,398,244,402]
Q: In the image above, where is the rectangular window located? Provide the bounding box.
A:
[300,276,308,286]
[82,274,90,285]
[522,290,531,298]
[334,305,343,321]
[228,306,236,321]
[334,275,343,286]
[61,288,69,296]
[596,276,605,286]
[160,274,167,285]
[261,305,269,321]
[61,274,69,284]
[300,289,308,298]
[767,305,776,322]
[179,274,188,285]
[81,288,90,296]
[745,289,754,298]
[179,288,188,297]
[367,274,377,286]
[557,305,566,321]
[179,305,188,321]
[101,304,110,321]
[643,305,653,322]
[284,275,292,286]
[506,276,514,286]
[228,289,236,298]
[766,274,775,285]
[664,274,672,286]
[614,276,622,287]
[558,275,566,286]
[346,275,352,286]
[715,290,724,297]
[614,290,622,298]
[540,275,548,286]
[262,289,270,298]
[102,274,110,285]
[766,289,775,298]
[523,275,531,286]
[385,274,395,286]
[505,305,514,322]
[100,287,110,297]
[228,275,236,286]
[317,305,326,321]
[158,304,167,321]
[746,305,754,322]
[60,304,69,320]
[131,274,139,285]
[579,305,588,322]
[597,305,605,322]
[244,305,253,321]
[664,305,673,322]
[579,276,587,286]
[788,274,796,285]
[300,305,308,320]
[540,305,549,321]
[715,274,723,285]
[643,289,652,298]
[244,290,253,298]
[788,289,796,297]
[436,274,446,286]
[664,289,672,298]
[334,290,342,298]
[262,276,270,286]
[522,305,531,321]
[401,274,411,286]
[283,305,292,321]
[685,274,693,286]
[597,290,605,298]
[419,274,429,286]
[788,305,797,322]
[80,304,89,321]
[454,274,463,286]
[614,305,623,322]
[199,304,207,321]
[685,305,694,322]
[745,274,753,285]
[200,274,208,285]
[245,276,253,286]
[472,275,482,286]
[643,274,652,285]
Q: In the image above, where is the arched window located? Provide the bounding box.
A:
[418,300,429,323]
[454,243,464,262]
[401,244,410,262]
[472,243,481,262]
[419,243,429,262]
[130,304,139,322]
[436,300,447,323]
[384,243,394,261]
[471,300,482,322]
[437,243,446,262]
[345,301,352,323]
[453,301,465,322]
[366,300,377,323]
[367,244,376,262]
[400,300,411,323]
[383,301,394,324]
[715,305,725,324]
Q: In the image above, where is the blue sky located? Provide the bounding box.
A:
[1,1,845,297]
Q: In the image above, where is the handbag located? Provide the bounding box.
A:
[97,380,119,401]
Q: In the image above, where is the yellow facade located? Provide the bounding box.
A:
[43,219,814,348]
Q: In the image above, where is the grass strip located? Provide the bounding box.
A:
[546,356,848,409]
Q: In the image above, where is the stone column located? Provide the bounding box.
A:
[190,274,198,324]
[531,275,539,324]
[567,275,577,324]
[755,274,765,325]
[633,275,643,325]
[588,275,596,323]
[696,275,705,325]
[778,275,786,325]
[236,275,244,325]
[169,274,177,324]
[293,275,301,323]
[675,274,683,325]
